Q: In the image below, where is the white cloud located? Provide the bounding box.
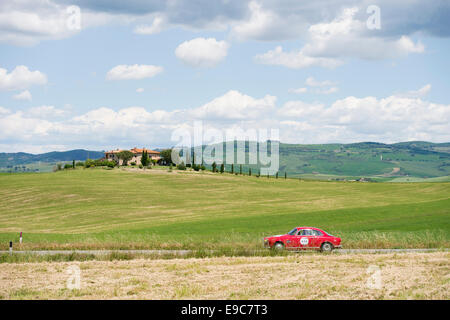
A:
[301,8,424,60]
[401,84,431,98]
[277,85,450,142]
[106,64,163,81]
[305,77,336,87]
[134,16,165,35]
[290,77,339,95]
[136,88,145,93]
[255,7,424,69]
[175,37,229,68]
[0,86,449,152]
[0,106,10,115]
[255,46,343,69]
[288,87,308,94]
[0,66,47,91]
[318,87,339,95]
[190,90,276,120]
[231,1,298,41]
[12,90,32,101]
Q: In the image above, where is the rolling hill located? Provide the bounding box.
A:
[1,141,450,179]
[0,149,105,172]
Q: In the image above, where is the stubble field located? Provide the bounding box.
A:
[0,252,448,299]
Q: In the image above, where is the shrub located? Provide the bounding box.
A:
[177,162,186,170]
[139,164,143,169]
[64,164,72,169]
[76,162,84,167]
[201,165,206,171]
[130,162,136,166]
[84,159,95,168]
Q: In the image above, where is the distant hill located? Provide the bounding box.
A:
[191,141,450,181]
[1,142,450,180]
[276,141,450,180]
[0,149,104,168]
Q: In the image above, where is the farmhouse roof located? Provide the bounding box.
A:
[105,148,160,155]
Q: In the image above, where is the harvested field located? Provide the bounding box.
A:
[0,252,448,300]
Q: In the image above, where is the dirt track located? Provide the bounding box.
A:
[1,248,447,256]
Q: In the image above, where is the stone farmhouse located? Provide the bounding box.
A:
[105,147,161,166]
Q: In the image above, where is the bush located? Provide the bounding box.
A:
[139,164,143,169]
[84,159,115,168]
[177,162,186,170]
[64,164,72,169]
[201,165,206,171]
[130,162,136,166]
[76,162,84,167]
[84,159,95,168]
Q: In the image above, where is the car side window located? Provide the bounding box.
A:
[299,229,313,236]
[313,230,323,236]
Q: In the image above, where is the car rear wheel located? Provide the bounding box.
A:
[273,242,285,251]
[321,242,333,253]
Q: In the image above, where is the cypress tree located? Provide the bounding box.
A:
[276,172,278,179]
[231,163,234,174]
[240,164,242,175]
[220,163,224,173]
[72,160,75,169]
[285,172,287,179]
[249,168,252,176]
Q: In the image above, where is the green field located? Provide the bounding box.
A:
[0,168,449,250]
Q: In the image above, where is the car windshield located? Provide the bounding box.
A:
[287,228,298,235]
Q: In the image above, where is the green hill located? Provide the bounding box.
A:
[1,141,450,179]
[0,149,105,172]
[198,141,450,181]
[0,168,448,250]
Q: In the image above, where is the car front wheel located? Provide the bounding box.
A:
[321,242,333,253]
[273,242,285,251]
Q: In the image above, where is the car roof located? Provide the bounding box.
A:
[296,227,322,231]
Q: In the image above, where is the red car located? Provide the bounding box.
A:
[263,227,341,252]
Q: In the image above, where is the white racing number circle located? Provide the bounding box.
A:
[300,237,309,245]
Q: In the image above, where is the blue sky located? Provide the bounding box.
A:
[0,0,449,153]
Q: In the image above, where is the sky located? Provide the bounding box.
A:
[0,0,449,153]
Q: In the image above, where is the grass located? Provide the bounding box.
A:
[1,252,448,299]
[0,168,449,250]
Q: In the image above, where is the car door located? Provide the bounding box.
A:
[298,229,315,249]
[310,229,324,248]
[284,233,298,249]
